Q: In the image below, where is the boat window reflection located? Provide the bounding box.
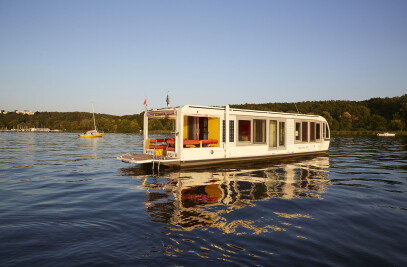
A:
[124,157,330,233]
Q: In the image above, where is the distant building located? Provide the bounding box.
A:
[30,128,50,132]
[16,110,35,115]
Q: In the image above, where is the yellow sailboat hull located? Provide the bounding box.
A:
[79,130,104,138]
[79,133,104,138]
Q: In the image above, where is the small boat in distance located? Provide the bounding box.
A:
[79,104,104,138]
[377,132,396,137]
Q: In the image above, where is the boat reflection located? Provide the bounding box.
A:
[126,156,330,233]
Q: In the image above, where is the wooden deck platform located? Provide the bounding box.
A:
[117,153,181,165]
[117,153,154,163]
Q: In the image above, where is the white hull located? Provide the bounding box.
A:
[118,150,328,167]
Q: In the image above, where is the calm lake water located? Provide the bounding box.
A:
[1,133,406,266]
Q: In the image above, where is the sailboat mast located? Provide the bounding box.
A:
[92,103,97,131]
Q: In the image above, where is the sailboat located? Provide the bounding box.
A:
[79,104,104,138]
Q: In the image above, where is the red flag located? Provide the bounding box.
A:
[143,98,147,105]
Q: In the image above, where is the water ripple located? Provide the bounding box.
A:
[1,133,407,265]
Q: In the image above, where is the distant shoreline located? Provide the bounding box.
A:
[332,131,407,136]
[2,129,406,136]
[0,129,62,133]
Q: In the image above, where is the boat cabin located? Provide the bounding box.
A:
[118,105,330,167]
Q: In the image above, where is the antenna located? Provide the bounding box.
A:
[294,103,300,113]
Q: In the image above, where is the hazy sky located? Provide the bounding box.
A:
[1,0,406,115]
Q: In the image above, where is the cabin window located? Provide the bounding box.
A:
[325,123,330,139]
[187,116,198,140]
[316,123,321,140]
[323,122,330,139]
[186,116,209,140]
[238,120,251,142]
[269,120,277,148]
[279,121,285,146]
[184,116,220,148]
[199,117,208,140]
[302,122,308,142]
[230,120,235,142]
[222,120,226,142]
[295,122,301,141]
[222,120,235,142]
[253,119,266,144]
[310,122,316,141]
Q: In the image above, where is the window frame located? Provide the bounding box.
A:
[295,122,301,142]
[278,120,286,148]
[269,118,286,149]
[296,120,326,143]
[309,121,323,143]
[237,118,252,144]
[269,119,278,148]
[310,122,316,142]
[316,122,321,141]
[323,122,330,140]
[253,119,267,144]
[302,121,309,142]
[295,120,309,143]
[222,119,235,143]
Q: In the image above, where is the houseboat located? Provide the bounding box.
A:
[117,105,330,167]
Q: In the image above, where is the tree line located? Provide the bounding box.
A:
[231,94,407,132]
[0,111,174,133]
[1,94,406,133]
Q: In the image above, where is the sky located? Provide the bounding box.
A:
[0,0,406,115]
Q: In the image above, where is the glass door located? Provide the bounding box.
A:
[269,120,277,148]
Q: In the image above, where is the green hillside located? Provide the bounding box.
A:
[231,94,407,132]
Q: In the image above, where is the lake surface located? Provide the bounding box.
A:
[1,133,406,266]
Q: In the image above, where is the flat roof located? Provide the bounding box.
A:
[147,105,322,119]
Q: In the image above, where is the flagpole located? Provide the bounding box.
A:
[166,91,170,108]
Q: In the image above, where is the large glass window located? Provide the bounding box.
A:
[187,116,198,140]
[187,116,209,140]
[238,120,251,142]
[302,122,308,142]
[316,123,321,140]
[279,121,285,146]
[199,117,208,140]
[295,122,301,141]
[310,122,315,141]
[269,120,277,148]
[254,119,266,143]
[325,123,330,139]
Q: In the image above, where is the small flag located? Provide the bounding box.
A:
[166,91,170,108]
[144,97,148,110]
